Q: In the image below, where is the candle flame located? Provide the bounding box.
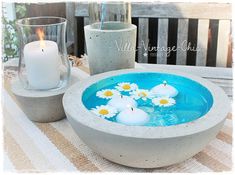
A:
[36,28,46,48]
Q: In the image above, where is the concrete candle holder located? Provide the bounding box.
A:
[11,73,79,123]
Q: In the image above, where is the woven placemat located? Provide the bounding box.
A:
[3,60,232,172]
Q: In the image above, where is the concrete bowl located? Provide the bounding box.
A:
[63,68,230,168]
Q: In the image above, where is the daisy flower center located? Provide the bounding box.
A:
[138,92,147,97]
[159,99,169,104]
[122,84,131,90]
[104,91,113,96]
[99,109,109,115]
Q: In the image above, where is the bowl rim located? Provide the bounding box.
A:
[63,68,230,139]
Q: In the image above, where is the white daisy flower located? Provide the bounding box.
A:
[115,82,138,92]
[91,105,118,119]
[96,89,120,99]
[152,97,176,107]
[130,89,154,101]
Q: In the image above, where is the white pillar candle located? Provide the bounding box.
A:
[116,107,150,126]
[151,81,178,97]
[108,95,137,112]
[24,40,60,89]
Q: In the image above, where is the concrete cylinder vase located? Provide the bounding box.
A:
[85,23,136,75]
[85,2,137,75]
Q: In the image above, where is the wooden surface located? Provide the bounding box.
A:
[216,20,231,67]
[196,19,209,66]
[176,19,189,65]
[83,17,89,54]
[25,3,66,18]
[74,2,232,19]
[138,18,149,63]
[3,61,233,172]
[157,18,169,64]
[66,3,75,49]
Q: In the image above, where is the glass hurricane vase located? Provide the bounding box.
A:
[16,16,70,90]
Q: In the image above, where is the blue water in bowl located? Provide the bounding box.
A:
[82,72,213,126]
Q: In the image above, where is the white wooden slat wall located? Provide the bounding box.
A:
[138,18,149,63]
[66,3,77,54]
[216,20,230,67]
[157,19,169,64]
[137,18,230,67]
[196,19,210,66]
[71,2,232,67]
[176,19,189,65]
[84,17,89,54]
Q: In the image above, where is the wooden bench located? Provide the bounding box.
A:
[66,1,232,67]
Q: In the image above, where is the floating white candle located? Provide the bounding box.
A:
[24,29,60,89]
[107,95,137,112]
[116,107,150,126]
[151,81,178,97]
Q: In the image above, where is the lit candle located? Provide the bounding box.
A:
[24,28,60,89]
[151,81,178,97]
[107,95,137,112]
[116,107,150,126]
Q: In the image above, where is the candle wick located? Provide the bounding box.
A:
[131,107,133,111]
[163,81,167,86]
[42,49,44,52]
[121,95,123,98]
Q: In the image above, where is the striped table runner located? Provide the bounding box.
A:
[3,63,232,173]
